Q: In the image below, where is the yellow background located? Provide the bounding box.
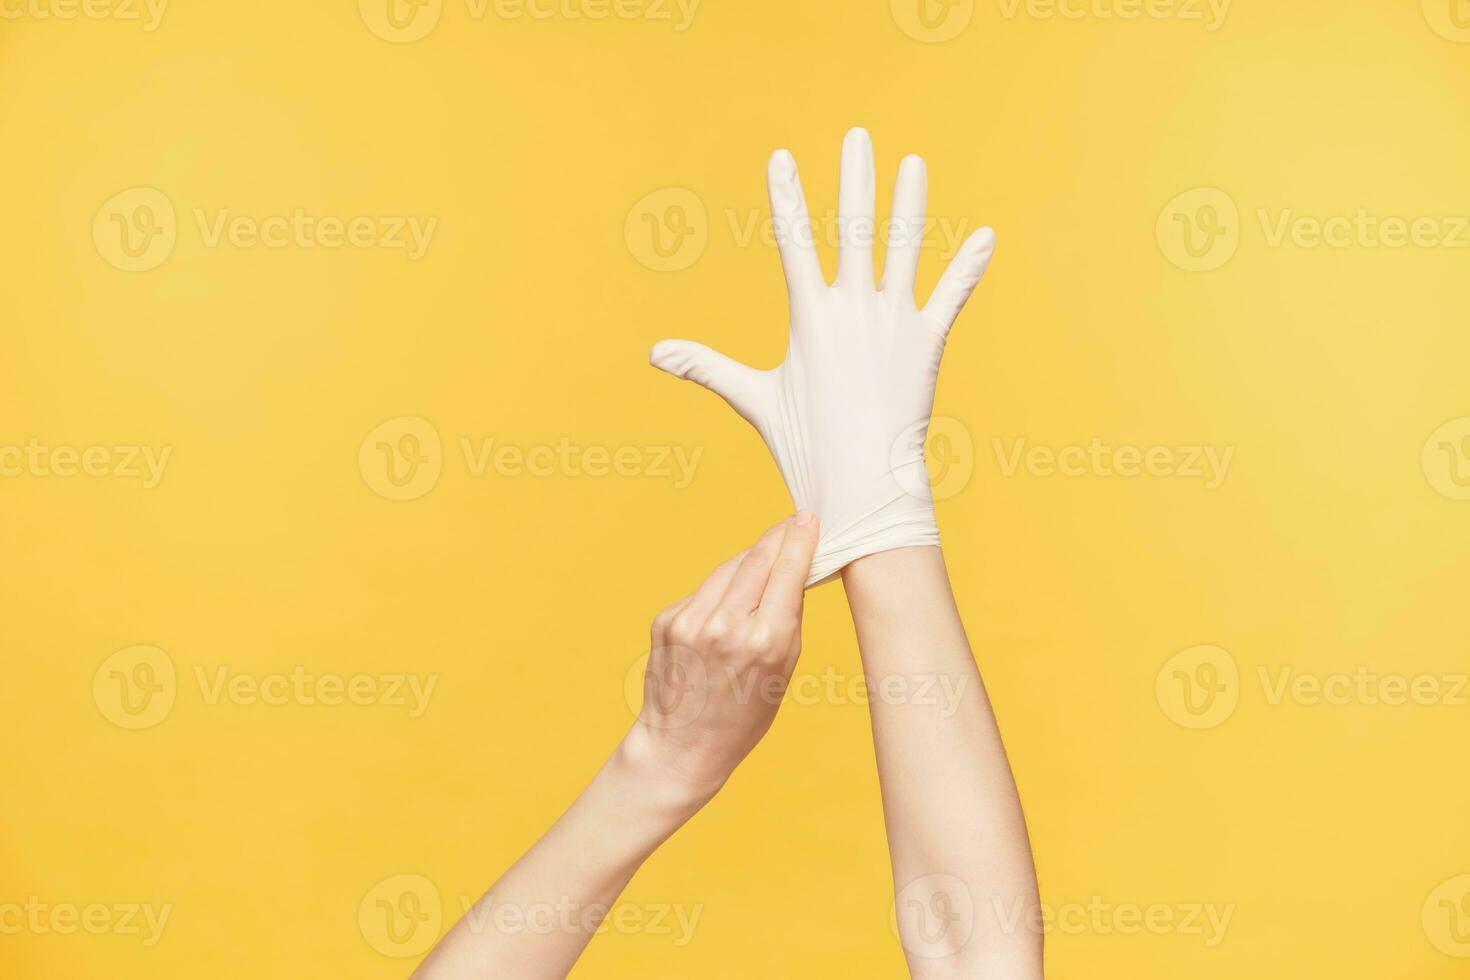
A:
[2,0,1468,976]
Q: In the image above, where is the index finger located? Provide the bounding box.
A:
[757,511,819,623]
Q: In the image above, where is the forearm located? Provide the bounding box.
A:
[412,726,702,980]
[413,517,819,979]
[842,546,1041,978]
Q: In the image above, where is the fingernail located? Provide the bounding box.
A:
[794,510,814,526]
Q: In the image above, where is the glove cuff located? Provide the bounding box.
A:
[805,493,939,586]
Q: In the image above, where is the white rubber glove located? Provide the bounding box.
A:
[651,128,996,585]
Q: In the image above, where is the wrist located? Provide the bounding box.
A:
[614,723,725,822]
[840,544,950,612]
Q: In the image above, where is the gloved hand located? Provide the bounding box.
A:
[652,128,996,585]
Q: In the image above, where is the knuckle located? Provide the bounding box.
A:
[651,607,678,637]
[745,622,780,658]
[699,611,735,646]
[667,614,702,651]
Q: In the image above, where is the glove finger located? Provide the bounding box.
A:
[922,226,996,337]
[836,127,877,292]
[767,149,826,299]
[881,154,927,303]
[650,339,767,424]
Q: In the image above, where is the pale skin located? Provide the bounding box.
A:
[412,514,823,980]
[412,530,1041,979]
[844,547,1042,977]
[415,129,1041,977]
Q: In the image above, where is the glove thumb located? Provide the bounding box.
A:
[650,339,767,425]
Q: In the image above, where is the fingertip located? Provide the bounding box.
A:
[649,339,679,371]
[844,127,872,150]
[971,226,997,254]
[791,512,820,553]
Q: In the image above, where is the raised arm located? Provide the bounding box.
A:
[412,516,819,979]
[652,128,1040,976]
[844,546,1041,976]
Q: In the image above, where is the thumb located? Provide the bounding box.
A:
[650,339,768,424]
